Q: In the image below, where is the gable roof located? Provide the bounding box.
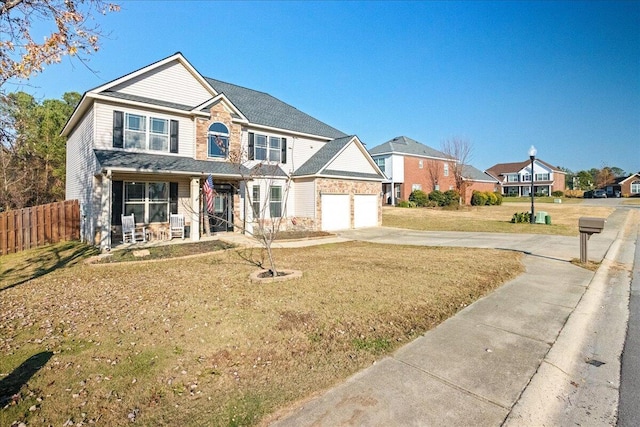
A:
[368,136,450,160]
[63,52,347,140]
[485,159,562,179]
[616,172,640,184]
[293,136,383,180]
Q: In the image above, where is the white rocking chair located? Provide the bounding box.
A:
[121,213,146,243]
[169,213,185,239]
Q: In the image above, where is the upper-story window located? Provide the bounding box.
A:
[208,122,229,158]
[375,158,385,173]
[418,160,423,169]
[248,132,287,163]
[522,174,531,182]
[444,163,449,176]
[113,110,178,153]
[535,173,550,181]
[507,174,519,182]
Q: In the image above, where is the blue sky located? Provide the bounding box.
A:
[11,0,640,174]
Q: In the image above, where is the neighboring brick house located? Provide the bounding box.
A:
[608,173,640,197]
[368,136,498,205]
[62,53,384,250]
[485,159,566,197]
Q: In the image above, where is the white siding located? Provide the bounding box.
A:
[110,60,212,107]
[65,106,99,242]
[389,154,405,182]
[94,100,195,157]
[326,141,377,174]
[293,180,315,218]
[289,136,329,172]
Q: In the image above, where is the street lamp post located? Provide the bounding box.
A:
[529,145,537,224]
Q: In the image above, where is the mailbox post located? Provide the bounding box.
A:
[578,217,606,263]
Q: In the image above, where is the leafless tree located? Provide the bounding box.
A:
[185,141,292,278]
[425,159,442,192]
[442,138,473,203]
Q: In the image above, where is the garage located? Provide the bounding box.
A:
[354,194,378,228]
[321,194,350,231]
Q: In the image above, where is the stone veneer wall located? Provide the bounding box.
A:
[195,102,242,161]
[316,178,382,229]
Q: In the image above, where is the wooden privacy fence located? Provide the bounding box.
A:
[0,200,80,255]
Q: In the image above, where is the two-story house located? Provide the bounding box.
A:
[62,53,384,250]
[369,136,497,204]
[485,159,566,197]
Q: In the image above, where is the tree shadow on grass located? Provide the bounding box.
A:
[0,351,53,406]
[0,241,98,293]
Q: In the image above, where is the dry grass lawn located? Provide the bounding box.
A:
[1,241,522,426]
[383,201,615,235]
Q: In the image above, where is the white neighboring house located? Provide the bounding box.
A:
[485,159,566,197]
[62,52,384,250]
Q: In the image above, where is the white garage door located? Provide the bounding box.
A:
[354,194,378,228]
[321,194,350,231]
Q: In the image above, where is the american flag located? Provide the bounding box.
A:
[203,175,215,213]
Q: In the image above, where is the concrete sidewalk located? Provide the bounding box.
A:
[266,209,635,426]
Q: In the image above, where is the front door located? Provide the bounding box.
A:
[209,187,234,232]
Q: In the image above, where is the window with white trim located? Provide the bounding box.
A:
[124,114,169,151]
[418,160,423,169]
[631,180,640,193]
[535,173,550,181]
[248,132,287,163]
[208,122,229,158]
[375,158,385,173]
[252,185,261,217]
[444,163,449,176]
[270,186,282,218]
[507,174,519,182]
[124,181,170,223]
[411,184,422,191]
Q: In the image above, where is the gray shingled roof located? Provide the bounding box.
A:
[292,136,354,176]
[462,164,498,182]
[94,150,249,176]
[249,163,288,178]
[101,91,194,111]
[205,78,347,139]
[368,136,450,159]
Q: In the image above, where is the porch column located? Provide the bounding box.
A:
[100,170,112,251]
[190,177,201,242]
[390,180,396,205]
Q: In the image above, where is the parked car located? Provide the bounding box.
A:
[593,189,607,198]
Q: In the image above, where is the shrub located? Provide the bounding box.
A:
[409,190,429,207]
[471,190,488,206]
[493,192,503,205]
[428,190,446,206]
[486,192,498,206]
[426,200,438,207]
[443,190,460,206]
[397,200,410,208]
[551,190,564,197]
[511,212,531,223]
[564,189,583,198]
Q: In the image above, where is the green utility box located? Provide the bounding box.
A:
[545,214,551,225]
[535,211,547,224]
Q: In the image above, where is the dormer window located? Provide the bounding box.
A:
[208,122,229,158]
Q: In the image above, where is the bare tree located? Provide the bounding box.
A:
[425,159,442,192]
[595,167,615,189]
[186,140,293,278]
[442,138,473,203]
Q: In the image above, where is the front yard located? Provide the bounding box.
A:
[383,201,615,235]
[0,241,522,426]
